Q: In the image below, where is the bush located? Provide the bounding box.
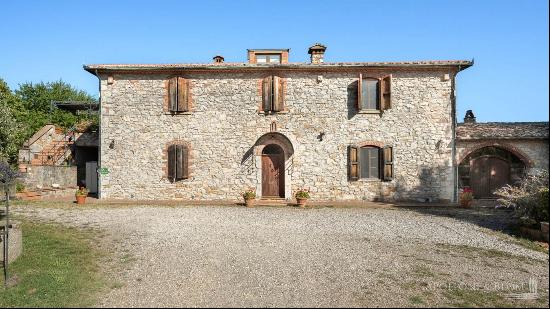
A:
[495,170,549,223]
[16,182,25,193]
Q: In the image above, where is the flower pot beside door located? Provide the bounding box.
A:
[75,187,88,205]
[459,187,474,208]
[295,188,311,208]
[241,188,256,208]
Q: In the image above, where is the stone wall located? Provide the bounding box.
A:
[98,69,457,202]
[457,139,549,172]
[21,165,77,189]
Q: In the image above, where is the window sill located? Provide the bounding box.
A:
[165,111,193,116]
[357,110,381,114]
[258,110,290,115]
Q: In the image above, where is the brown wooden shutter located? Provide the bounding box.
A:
[167,144,176,182]
[175,145,184,180]
[168,77,178,112]
[272,76,285,112]
[383,146,394,181]
[381,75,392,110]
[357,74,363,111]
[262,76,273,112]
[349,145,360,181]
[177,77,190,112]
[181,145,189,179]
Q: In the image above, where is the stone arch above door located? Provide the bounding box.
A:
[253,132,294,200]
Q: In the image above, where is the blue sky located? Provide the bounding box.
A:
[1,0,548,122]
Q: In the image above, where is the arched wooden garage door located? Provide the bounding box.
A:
[470,156,510,198]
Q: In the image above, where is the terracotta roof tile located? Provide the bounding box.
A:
[457,122,549,140]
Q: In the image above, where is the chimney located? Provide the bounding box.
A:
[308,43,327,64]
[464,110,476,123]
[213,55,224,64]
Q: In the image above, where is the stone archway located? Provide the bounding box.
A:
[458,145,527,198]
[254,132,294,199]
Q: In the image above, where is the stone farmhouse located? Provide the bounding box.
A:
[82,44,547,202]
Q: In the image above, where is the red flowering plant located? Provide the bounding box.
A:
[459,186,474,206]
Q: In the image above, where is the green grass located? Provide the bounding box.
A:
[0,221,106,308]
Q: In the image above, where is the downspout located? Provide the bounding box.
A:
[94,69,102,199]
[451,67,459,203]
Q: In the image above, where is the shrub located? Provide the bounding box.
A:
[16,182,25,193]
[295,188,310,199]
[241,188,256,200]
[494,170,549,223]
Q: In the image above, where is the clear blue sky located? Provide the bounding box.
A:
[1,0,548,122]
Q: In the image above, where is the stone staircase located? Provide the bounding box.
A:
[29,130,75,166]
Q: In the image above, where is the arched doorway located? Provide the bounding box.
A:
[470,156,510,198]
[252,132,295,199]
[262,144,285,198]
[459,146,527,199]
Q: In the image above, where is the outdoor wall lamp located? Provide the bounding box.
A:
[318,132,325,141]
[109,140,115,149]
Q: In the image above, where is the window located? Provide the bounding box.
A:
[361,79,379,110]
[256,54,281,64]
[167,144,189,182]
[360,146,379,178]
[168,77,190,113]
[262,75,285,112]
[357,74,392,112]
[349,145,393,181]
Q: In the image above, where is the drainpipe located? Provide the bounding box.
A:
[94,69,102,199]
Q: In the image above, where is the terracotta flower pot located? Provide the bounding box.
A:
[459,200,472,208]
[297,198,308,207]
[245,198,254,208]
[76,195,86,205]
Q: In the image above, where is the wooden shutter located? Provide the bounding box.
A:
[181,145,189,179]
[349,145,360,181]
[383,146,394,181]
[177,77,189,112]
[168,77,178,112]
[272,76,284,112]
[381,75,392,110]
[167,144,176,182]
[175,145,184,180]
[262,76,273,112]
[357,74,363,111]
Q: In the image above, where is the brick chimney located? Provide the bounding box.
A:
[464,110,476,123]
[308,43,327,64]
[213,55,224,64]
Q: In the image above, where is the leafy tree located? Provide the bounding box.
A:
[0,78,97,164]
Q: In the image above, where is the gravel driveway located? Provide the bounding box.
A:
[14,204,549,307]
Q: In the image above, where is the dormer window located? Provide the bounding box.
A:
[256,54,281,64]
[248,49,289,64]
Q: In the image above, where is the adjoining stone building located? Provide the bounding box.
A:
[456,112,549,199]
[85,44,476,202]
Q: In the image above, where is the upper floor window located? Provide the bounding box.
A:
[167,77,190,113]
[262,75,285,113]
[256,54,281,64]
[357,74,392,112]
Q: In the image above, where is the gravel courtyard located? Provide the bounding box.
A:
[14,203,550,307]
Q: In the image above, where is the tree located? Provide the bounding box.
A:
[0,78,97,165]
[0,80,26,163]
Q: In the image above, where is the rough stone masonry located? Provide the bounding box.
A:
[85,45,473,202]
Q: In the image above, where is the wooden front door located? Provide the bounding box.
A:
[262,145,285,198]
[470,156,510,198]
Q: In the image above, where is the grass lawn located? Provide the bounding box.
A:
[0,220,106,308]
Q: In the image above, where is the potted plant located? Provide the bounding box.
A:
[241,188,256,208]
[459,187,473,208]
[295,188,311,207]
[75,187,88,205]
